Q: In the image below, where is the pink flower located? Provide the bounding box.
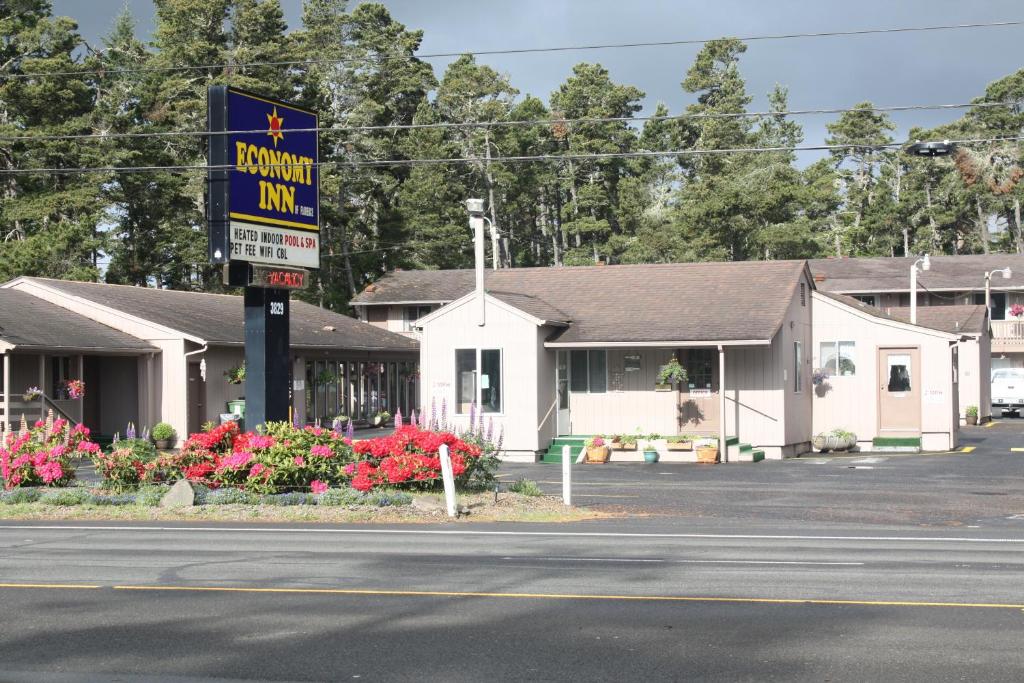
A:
[35,460,63,484]
[77,441,100,453]
[309,444,331,458]
[33,420,44,429]
[310,480,328,494]
[249,435,275,449]
[248,463,266,478]
[293,456,305,466]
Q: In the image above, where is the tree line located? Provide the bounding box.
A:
[3,0,1024,311]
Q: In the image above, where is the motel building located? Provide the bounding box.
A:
[354,259,982,460]
[0,277,418,441]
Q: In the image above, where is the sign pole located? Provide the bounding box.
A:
[244,287,291,429]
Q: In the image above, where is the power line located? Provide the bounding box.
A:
[2,135,1021,175]
[4,20,1022,81]
[0,101,1015,144]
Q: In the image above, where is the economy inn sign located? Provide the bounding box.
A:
[207,86,320,270]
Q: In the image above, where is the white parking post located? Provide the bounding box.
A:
[562,444,572,506]
[438,444,457,518]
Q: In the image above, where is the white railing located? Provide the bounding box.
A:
[991,320,1024,342]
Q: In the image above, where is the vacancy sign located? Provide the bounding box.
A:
[208,87,320,269]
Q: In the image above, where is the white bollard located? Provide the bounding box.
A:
[438,444,457,518]
[562,444,572,506]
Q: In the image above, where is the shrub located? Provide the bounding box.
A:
[1,418,98,489]
[509,478,543,497]
[204,488,261,505]
[92,440,157,493]
[966,405,979,418]
[91,493,135,506]
[316,487,367,507]
[261,492,315,506]
[0,488,42,504]
[151,422,176,441]
[40,487,92,506]
[349,425,493,492]
[369,491,412,507]
[135,485,169,507]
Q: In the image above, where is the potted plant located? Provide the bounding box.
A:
[610,434,637,450]
[372,410,391,427]
[64,379,85,400]
[656,357,688,392]
[812,428,857,452]
[225,362,246,385]
[696,438,719,464]
[22,386,42,402]
[965,405,979,426]
[151,422,176,450]
[642,433,660,464]
[666,435,694,451]
[316,368,338,385]
[585,435,610,464]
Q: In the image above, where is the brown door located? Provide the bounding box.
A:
[187,363,204,435]
[878,347,921,435]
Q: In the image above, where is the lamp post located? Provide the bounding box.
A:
[985,267,1012,329]
[910,254,931,324]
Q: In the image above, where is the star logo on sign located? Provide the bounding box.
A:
[267,106,284,147]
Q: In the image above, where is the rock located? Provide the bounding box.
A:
[160,479,195,508]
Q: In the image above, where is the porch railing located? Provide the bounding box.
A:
[0,393,77,431]
[991,320,1024,343]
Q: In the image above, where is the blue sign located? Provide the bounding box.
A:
[209,87,319,269]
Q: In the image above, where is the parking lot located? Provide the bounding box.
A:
[496,422,1024,529]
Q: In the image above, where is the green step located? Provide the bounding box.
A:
[738,443,752,453]
[751,450,765,462]
[725,435,739,447]
[872,436,921,448]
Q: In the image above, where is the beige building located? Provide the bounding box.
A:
[355,260,966,460]
[810,255,1006,422]
[0,277,417,440]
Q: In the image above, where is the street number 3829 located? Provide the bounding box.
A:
[269,301,284,315]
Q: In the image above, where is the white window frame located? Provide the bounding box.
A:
[793,341,803,393]
[454,348,504,415]
[819,340,856,377]
[569,349,608,394]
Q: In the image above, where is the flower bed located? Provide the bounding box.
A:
[89,420,501,496]
[1,417,99,489]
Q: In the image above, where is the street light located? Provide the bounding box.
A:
[906,140,956,158]
[985,267,1012,329]
[910,254,931,324]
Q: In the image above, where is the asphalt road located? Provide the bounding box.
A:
[2,521,1024,681]
[3,424,1024,681]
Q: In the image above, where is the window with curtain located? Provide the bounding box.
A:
[819,341,856,376]
[569,350,607,393]
[456,349,503,413]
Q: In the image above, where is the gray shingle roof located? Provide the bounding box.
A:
[814,291,980,336]
[21,278,417,352]
[809,254,1024,293]
[355,261,809,344]
[0,290,156,352]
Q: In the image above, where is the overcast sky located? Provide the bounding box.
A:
[53,0,1024,163]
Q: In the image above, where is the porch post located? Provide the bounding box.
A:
[77,355,84,423]
[38,355,45,421]
[718,345,727,463]
[3,352,10,434]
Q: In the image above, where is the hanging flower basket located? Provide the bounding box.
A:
[64,379,85,400]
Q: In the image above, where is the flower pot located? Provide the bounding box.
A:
[812,434,827,451]
[966,415,978,426]
[611,442,636,451]
[155,439,171,450]
[666,441,692,451]
[585,445,610,464]
[696,445,719,464]
[643,449,659,464]
[654,383,673,392]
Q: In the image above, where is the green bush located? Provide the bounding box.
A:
[91,494,135,506]
[0,488,42,504]
[40,488,92,506]
[369,491,412,507]
[151,422,176,441]
[965,405,979,417]
[509,478,543,497]
[204,488,261,505]
[316,487,367,506]
[261,492,315,506]
[135,485,169,507]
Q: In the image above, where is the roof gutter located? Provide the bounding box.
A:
[545,339,771,348]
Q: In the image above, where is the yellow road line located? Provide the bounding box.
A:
[0,583,100,589]
[1010,448,1024,452]
[959,446,976,453]
[984,421,999,428]
[109,585,1024,610]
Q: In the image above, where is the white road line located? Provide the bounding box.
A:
[1,524,1023,544]
[501,556,863,566]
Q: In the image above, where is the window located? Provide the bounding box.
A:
[800,282,806,306]
[886,353,912,392]
[793,342,803,392]
[403,305,433,331]
[819,341,856,376]
[51,356,72,398]
[853,295,876,307]
[569,350,607,393]
[455,348,503,413]
[686,349,714,389]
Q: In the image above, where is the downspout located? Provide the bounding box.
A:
[718,344,727,463]
[183,344,208,429]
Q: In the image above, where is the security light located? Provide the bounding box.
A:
[921,254,931,271]
[465,198,484,216]
[906,140,955,157]
[1002,267,1012,279]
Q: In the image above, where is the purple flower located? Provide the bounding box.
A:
[395,409,403,427]
[410,409,418,428]
[430,397,437,430]
[440,397,448,431]
[345,420,354,440]
[126,422,136,440]
[468,403,476,432]
[486,417,494,443]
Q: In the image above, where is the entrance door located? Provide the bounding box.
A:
[556,350,571,435]
[878,347,921,434]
